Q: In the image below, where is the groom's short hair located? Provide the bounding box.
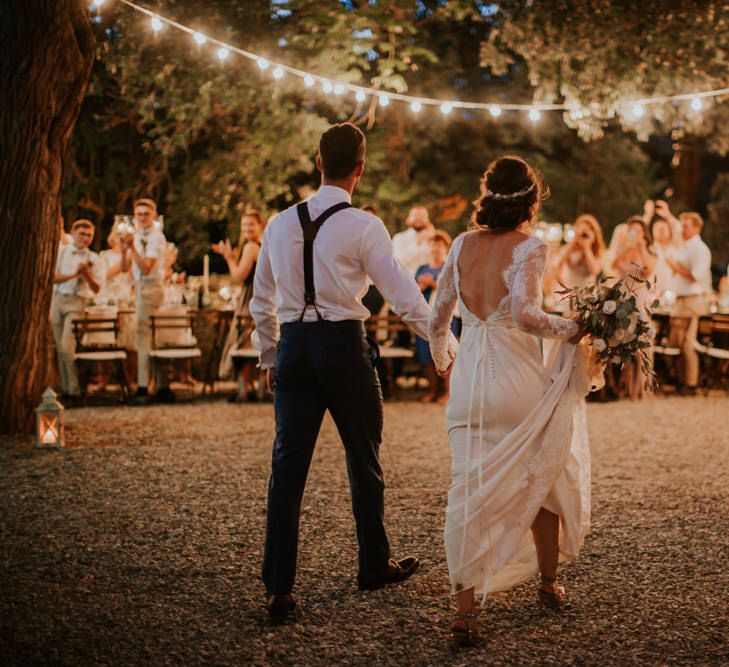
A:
[319,123,366,179]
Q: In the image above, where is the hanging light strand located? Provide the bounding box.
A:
[114,0,729,117]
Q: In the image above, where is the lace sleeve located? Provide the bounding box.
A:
[511,239,579,340]
[428,239,459,371]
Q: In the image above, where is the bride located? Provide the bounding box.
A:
[429,156,591,647]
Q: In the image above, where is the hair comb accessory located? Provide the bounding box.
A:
[485,182,536,200]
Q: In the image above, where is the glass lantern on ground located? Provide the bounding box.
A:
[35,388,64,448]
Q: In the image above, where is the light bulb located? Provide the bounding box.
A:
[151,16,163,32]
[193,32,207,45]
[528,108,541,122]
[691,97,702,111]
[322,80,333,93]
[273,67,284,80]
[217,47,229,61]
[489,105,501,117]
[632,103,645,118]
[92,0,104,7]
[303,75,315,87]
[410,101,422,113]
[379,94,390,107]
[440,102,453,115]
[333,83,345,95]
[355,90,366,102]
[257,57,270,70]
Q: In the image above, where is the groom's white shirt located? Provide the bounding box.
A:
[251,185,433,368]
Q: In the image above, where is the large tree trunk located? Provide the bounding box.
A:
[0,2,95,434]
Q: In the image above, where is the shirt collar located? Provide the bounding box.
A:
[314,185,352,205]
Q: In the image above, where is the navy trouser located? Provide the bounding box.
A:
[262,320,390,595]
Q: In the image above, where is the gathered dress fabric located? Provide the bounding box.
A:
[429,234,591,597]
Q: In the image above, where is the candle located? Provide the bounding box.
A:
[203,254,210,295]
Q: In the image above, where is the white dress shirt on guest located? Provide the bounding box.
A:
[54,244,105,298]
[251,185,433,369]
[673,235,712,297]
[391,227,432,276]
[131,224,166,283]
[652,243,676,297]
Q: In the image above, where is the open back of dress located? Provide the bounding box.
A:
[429,230,591,596]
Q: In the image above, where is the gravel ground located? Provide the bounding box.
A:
[1,396,728,666]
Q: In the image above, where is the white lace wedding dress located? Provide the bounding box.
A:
[429,232,591,597]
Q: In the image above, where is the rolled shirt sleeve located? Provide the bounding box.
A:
[360,220,431,340]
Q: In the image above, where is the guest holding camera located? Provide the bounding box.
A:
[557,214,605,289]
[51,219,104,400]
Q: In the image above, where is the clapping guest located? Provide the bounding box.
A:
[99,229,133,304]
[557,214,605,289]
[414,231,453,403]
[51,219,104,400]
[120,198,172,403]
[212,209,264,401]
[657,203,712,395]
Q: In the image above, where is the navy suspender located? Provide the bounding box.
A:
[296,201,353,321]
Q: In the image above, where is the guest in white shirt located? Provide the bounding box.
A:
[120,198,172,402]
[657,206,712,393]
[51,219,104,398]
[391,205,435,276]
[251,123,456,622]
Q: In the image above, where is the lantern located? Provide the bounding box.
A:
[35,388,64,449]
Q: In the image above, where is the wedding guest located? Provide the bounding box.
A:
[213,209,264,401]
[50,219,104,399]
[612,217,658,399]
[557,214,605,289]
[57,214,72,256]
[604,223,628,275]
[99,229,133,304]
[391,205,435,276]
[414,231,453,403]
[657,205,712,395]
[651,217,677,299]
[121,198,173,403]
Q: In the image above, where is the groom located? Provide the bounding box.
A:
[251,123,451,622]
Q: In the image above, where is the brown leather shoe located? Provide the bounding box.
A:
[267,593,297,624]
[357,556,420,591]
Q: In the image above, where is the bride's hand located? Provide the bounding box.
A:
[436,350,456,378]
[568,323,587,345]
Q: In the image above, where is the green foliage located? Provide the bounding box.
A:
[476,0,729,153]
[66,0,711,270]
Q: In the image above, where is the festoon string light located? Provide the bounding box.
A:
[93,0,729,124]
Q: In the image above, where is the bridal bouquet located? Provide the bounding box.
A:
[558,273,659,392]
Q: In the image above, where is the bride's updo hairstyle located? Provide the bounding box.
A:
[471,156,548,232]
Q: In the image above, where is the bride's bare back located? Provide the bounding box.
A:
[456,229,531,321]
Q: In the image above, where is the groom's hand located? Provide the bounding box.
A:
[266,368,275,393]
[436,360,453,378]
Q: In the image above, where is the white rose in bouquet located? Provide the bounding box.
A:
[594,338,607,352]
[602,300,617,314]
[647,325,657,339]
